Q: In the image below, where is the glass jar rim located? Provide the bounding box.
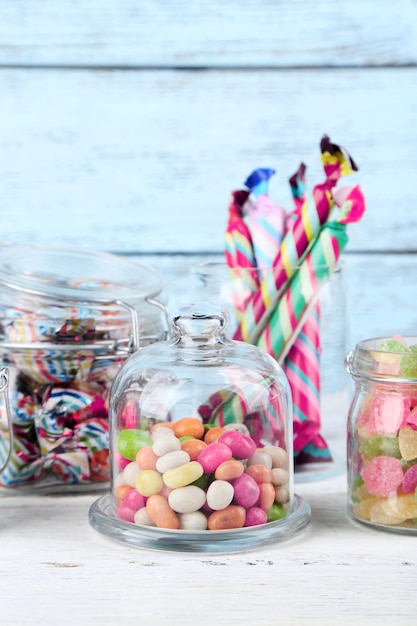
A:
[346,336,417,382]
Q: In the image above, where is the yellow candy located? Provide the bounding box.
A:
[135,469,163,496]
[380,494,417,520]
[399,426,417,461]
[163,461,204,489]
[353,496,381,521]
[369,501,406,526]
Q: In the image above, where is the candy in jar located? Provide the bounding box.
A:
[346,336,417,532]
[89,302,311,552]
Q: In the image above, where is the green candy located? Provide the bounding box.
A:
[116,429,153,461]
[359,436,401,459]
[266,502,286,523]
[401,352,417,378]
[379,339,409,353]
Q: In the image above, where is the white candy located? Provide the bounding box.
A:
[179,511,208,531]
[151,427,177,441]
[206,480,234,511]
[271,467,289,487]
[247,451,273,469]
[223,423,250,436]
[152,435,181,457]
[123,461,141,487]
[275,486,290,504]
[156,450,190,474]
[263,445,289,469]
[134,508,156,526]
[168,485,207,513]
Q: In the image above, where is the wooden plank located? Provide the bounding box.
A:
[136,252,417,349]
[0,67,415,254]
[0,1,416,67]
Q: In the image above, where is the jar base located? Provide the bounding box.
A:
[89,493,311,553]
[348,512,417,536]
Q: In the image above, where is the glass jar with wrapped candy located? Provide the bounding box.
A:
[89,302,311,552]
[346,336,417,533]
[0,243,166,493]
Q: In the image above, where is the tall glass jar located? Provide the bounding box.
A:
[0,243,166,493]
[89,302,311,552]
[346,337,417,533]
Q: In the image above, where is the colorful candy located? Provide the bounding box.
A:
[349,336,417,530]
[114,417,290,531]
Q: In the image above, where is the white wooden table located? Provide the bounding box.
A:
[1,464,416,625]
[0,3,417,624]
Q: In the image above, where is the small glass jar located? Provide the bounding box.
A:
[0,243,166,493]
[89,302,311,552]
[346,337,417,533]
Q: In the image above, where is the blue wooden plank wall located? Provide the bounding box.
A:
[0,1,416,345]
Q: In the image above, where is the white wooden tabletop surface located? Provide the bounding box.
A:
[0,3,417,623]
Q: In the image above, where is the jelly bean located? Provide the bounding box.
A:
[247,451,273,469]
[402,464,417,493]
[123,461,141,487]
[180,438,207,461]
[245,464,273,484]
[124,488,147,511]
[134,507,156,526]
[179,511,208,531]
[206,480,234,511]
[218,431,256,460]
[152,435,181,457]
[168,485,207,513]
[207,505,246,530]
[151,423,176,436]
[114,451,131,471]
[258,482,276,511]
[266,502,286,522]
[114,472,127,489]
[163,461,204,489]
[362,455,404,497]
[232,473,260,508]
[223,423,250,436]
[146,494,180,529]
[274,486,290,504]
[156,450,190,474]
[262,445,289,469]
[271,467,289,486]
[214,459,245,481]
[136,446,159,470]
[173,417,205,440]
[245,507,268,527]
[135,469,164,496]
[204,427,224,444]
[114,483,131,501]
[116,502,136,523]
[399,425,417,461]
[116,429,153,461]
[197,442,232,473]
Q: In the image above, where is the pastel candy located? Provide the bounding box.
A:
[232,473,260,508]
[179,511,208,531]
[207,505,246,530]
[135,469,164,496]
[206,480,234,511]
[116,429,153,461]
[156,450,190,474]
[218,431,256,460]
[402,464,417,494]
[362,456,404,497]
[371,394,409,436]
[168,485,207,513]
[163,461,204,489]
[146,494,180,529]
[245,507,268,527]
[197,442,232,473]
[399,425,417,461]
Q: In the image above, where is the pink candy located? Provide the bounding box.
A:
[218,431,257,460]
[362,456,404,497]
[232,473,260,508]
[402,465,417,494]
[197,442,232,473]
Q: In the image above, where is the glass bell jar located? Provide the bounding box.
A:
[89,302,311,552]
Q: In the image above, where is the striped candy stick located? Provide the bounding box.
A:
[242,168,287,277]
[255,220,348,363]
[233,138,358,344]
[224,190,260,318]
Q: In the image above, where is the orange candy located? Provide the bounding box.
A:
[114,484,131,502]
[245,464,273,484]
[257,482,276,511]
[146,494,180,529]
[173,417,205,439]
[204,427,224,444]
[214,459,245,481]
[136,446,159,470]
[181,438,207,461]
[208,505,246,530]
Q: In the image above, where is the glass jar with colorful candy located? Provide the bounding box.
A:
[89,302,311,552]
[346,337,417,533]
[0,243,166,493]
